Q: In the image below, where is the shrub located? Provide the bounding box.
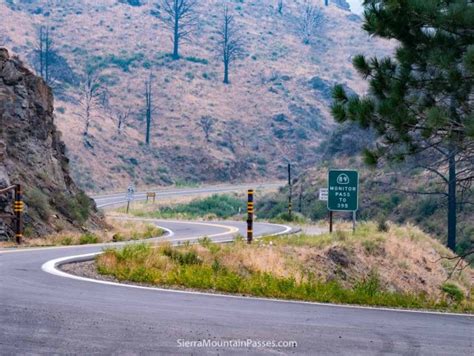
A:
[355,271,381,298]
[441,283,464,302]
[26,188,51,220]
[377,217,390,232]
[154,194,244,219]
[162,247,201,265]
[112,233,125,242]
[60,236,73,245]
[54,192,91,224]
[79,233,99,245]
[185,56,209,65]
[275,212,306,223]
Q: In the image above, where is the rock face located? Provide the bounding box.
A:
[0,48,102,239]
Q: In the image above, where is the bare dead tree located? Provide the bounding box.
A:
[217,6,243,85]
[145,73,154,145]
[198,116,216,142]
[157,0,198,60]
[277,0,283,14]
[106,102,132,135]
[34,25,55,86]
[78,69,103,137]
[299,1,323,44]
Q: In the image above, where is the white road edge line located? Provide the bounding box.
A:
[41,252,472,318]
[40,221,472,318]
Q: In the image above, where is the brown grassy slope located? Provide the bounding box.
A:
[0,1,393,192]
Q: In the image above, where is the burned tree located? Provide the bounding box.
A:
[217,6,243,85]
[106,103,132,135]
[34,25,55,85]
[277,0,283,15]
[198,116,216,142]
[299,1,323,45]
[158,0,198,60]
[78,69,102,137]
[144,74,154,145]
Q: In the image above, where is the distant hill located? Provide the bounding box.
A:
[0,0,392,192]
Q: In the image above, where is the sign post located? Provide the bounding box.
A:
[327,170,359,233]
[146,192,156,203]
[126,184,135,214]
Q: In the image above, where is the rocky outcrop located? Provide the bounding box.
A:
[0,48,103,239]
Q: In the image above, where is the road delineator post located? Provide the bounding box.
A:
[288,163,292,219]
[13,184,23,244]
[247,189,254,244]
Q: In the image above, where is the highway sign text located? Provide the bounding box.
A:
[327,170,359,212]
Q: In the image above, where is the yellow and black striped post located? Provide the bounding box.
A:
[247,189,254,244]
[13,184,23,244]
[288,163,292,219]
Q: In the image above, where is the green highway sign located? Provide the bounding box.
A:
[327,170,359,212]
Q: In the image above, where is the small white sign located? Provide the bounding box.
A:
[126,184,135,202]
[319,188,328,201]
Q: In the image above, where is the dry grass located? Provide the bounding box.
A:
[97,222,473,312]
[0,216,164,248]
[263,222,472,297]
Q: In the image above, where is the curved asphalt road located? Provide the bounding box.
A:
[0,189,472,355]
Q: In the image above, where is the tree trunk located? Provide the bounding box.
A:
[146,111,151,145]
[447,144,457,252]
[173,15,179,60]
[84,119,90,136]
[223,60,229,84]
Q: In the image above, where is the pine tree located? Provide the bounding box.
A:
[331,0,474,251]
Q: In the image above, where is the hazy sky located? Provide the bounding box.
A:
[347,0,364,15]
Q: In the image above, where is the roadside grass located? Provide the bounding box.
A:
[96,223,473,313]
[3,219,164,248]
[122,194,246,220]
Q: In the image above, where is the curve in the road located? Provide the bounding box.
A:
[1,191,473,355]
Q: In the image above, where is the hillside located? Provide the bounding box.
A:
[0,48,103,239]
[0,0,393,192]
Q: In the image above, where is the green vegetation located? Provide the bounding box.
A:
[128,194,245,220]
[25,188,51,220]
[52,191,92,225]
[441,283,465,303]
[257,172,473,263]
[97,224,472,312]
[185,56,209,65]
[112,225,164,242]
[331,0,473,252]
[79,233,99,245]
[87,52,145,73]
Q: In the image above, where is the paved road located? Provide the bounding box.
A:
[0,191,472,355]
[93,183,283,209]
